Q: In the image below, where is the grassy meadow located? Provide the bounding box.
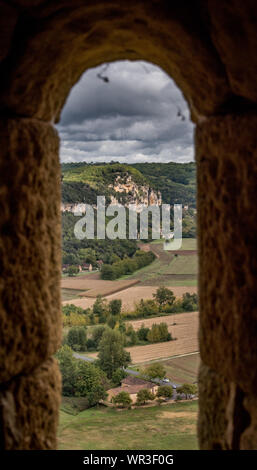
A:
[58,401,198,450]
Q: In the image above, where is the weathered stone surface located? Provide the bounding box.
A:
[0,118,62,383]
[198,362,230,449]
[196,113,257,394]
[1,0,257,452]
[240,396,257,449]
[0,358,61,450]
[0,0,231,121]
[207,0,257,104]
[0,2,18,63]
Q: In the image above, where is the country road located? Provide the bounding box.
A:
[72,352,179,393]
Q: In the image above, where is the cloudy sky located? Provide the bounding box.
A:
[57,60,195,164]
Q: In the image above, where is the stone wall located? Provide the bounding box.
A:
[0,0,256,450]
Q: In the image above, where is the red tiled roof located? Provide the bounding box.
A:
[108,383,155,396]
[121,376,153,388]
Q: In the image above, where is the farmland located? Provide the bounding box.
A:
[62,285,197,311]
[61,288,86,302]
[158,353,200,384]
[126,311,199,363]
[121,240,198,286]
[58,401,198,450]
[85,311,199,363]
[61,238,198,304]
[61,277,139,299]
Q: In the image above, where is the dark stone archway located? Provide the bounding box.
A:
[0,0,257,449]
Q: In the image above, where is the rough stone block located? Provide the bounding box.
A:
[0,118,62,383]
[0,358,61,450]
[207,0,257,104]
[0,2,18,63]
[198,362,230,449]
[240,396,257,449]
[0,1,230,121]
[196,113,257,394]
[196,113,257,393]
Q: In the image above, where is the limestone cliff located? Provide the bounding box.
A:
[61,172,161,213]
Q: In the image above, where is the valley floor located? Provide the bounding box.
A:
[58,401,198,450]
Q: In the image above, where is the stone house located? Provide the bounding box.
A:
[107,376,158,404]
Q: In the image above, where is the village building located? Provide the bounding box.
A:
[107,376,158,404]
[82,263,93,272]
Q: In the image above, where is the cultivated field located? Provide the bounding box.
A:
[61,288,86,301]
[61,277,138,296]
[58,401,198,450]
[126,311,199,363]
[86,311,199,363]
[62,285,197,311]
[78,280,139,298]
[163,255,198,275]
[151,238,197,250]
[123,240,198,286]
[158,353,200,384]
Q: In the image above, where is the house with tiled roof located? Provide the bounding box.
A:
[107,376,158,404]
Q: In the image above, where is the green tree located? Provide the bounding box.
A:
[147,323,171,343]
[67,265,79,276]
[101,264,116,280]
[176,383,198,399]
[63,253,80,265]
[112,368,127,386]
[78,248,97,266]
[181,293,198,311]
[55,345,77,396]
[67,326,87,351]
[98,329,131,379]
[112,391,132,408]
[135,299,159,318]
[137,324,150,341]
[144,363,166,381]
[91,325,106,349]
[129,330,138,346]
[74,360,108,406]
[107,315,118,329]
[136,388,155,405]
[93,295,108,323]
[157,385,173,399]
[109,299,122,316]
[153,287,175,309]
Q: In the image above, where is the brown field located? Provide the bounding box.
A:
[156,353,200,384]
[86,311,199,363]
[126,311,199,363]
[61,277,139,296]
[62,285,197,311]
[78,280,139,298]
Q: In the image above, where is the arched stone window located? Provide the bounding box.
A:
[0,0,256,450]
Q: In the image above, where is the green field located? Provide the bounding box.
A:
[158,353,200,384]
[163,256,198,275]
[120,239,198,286]
[61,288,85,301]
[131,353,200,384]
[58,401,198,450]
[151,238,197,250]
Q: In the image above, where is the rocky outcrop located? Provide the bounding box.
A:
[109,175,161,209]
[61,173,162,213]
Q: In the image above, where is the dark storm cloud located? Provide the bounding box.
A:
[57,60,194,163]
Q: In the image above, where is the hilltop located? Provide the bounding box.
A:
[61,161,196,207]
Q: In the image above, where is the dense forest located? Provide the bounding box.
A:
[132,162,196,205]
[62,212,138,266]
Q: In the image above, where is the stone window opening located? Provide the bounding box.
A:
[0,1,257,450]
